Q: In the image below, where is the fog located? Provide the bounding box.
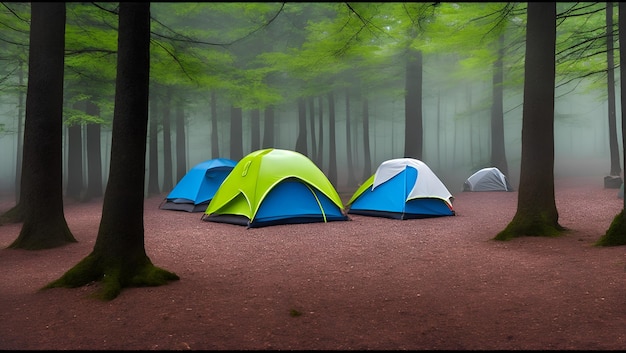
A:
[0,76,615,201]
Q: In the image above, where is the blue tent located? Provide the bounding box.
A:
[347,158,455,220]
[202,148,349,228]
[160,158,237,212]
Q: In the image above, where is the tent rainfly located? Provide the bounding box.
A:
[202,148,349,228]
[463,167,514,192]
[346,158,455,219]
[160,158,237,212]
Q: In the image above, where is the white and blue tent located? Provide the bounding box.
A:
[346,158,455,220]
[160,158,237,212]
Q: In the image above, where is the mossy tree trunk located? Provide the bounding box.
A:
[597,2,626,247]
[495,2,564,241]
[45,2,178,300]
[6,3,76,248]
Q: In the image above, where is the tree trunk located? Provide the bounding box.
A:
[262,106,274,149]
[147,97,160,196]
[85,101,103,200]
[66,109,84,201]
[8,2,76,249]
[495,2,562,240]
[210,91,220,158]
[162,89,173,191]
[250,108,260,152]
[308,97,317,163]
[327,91,337,186]
[45,2,178,300]
[404,49,423,160]
[316,96,324,168]
[230,105,243,160]
[345,87,357,187]
[597,1,626,246]
[606,2,621,177]
[490,34,509,176]
[14,62,25,204]
[295,97,308,155]
[362,97,372,180]
[175,101,186,183]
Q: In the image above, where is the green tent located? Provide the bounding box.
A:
[202,148,349,228]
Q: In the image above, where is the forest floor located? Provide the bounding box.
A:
[0,176,625,350]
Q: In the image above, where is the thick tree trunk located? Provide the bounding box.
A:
[45,2,178,300]
[495,2,562,240]
[8,2,76,249]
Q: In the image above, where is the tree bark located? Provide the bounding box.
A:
[495,2,563,240]
[147,97,160,196]
[7,2,76,248]
[327,91,337,186]
[490,34,509,176]
[404,49,423,160]
[295,97,308,155]
[45,2,178,300]
[175,101,186,183]
[606,2,621,177]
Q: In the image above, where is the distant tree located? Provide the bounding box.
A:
[490,34,509,176]
[211,91,220,157]
[250,108,261,151]
[175,101,186,182]
[3,3,77,249]
[45,2,179,300]
[65,103,84,201]
[495,2,564,241]
[327,91,338,186]
[596,1,626,246]
[230,105,243,160]
[84,101,104,200]
[147,96,160,196]
[161,89,174,192]
[605,2,621,178]
[295,97,308,155]
[404,47,423,160]
[361,97,372,180]
[262,105,275,149]
[345,87,357,187]
[308,97,317,162]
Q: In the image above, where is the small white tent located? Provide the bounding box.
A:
[463,167,513,192]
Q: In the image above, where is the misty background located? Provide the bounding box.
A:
[0,3,618,199]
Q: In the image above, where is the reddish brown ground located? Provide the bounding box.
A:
[1,177,625,350]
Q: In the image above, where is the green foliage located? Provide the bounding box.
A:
[595,210,626,247]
